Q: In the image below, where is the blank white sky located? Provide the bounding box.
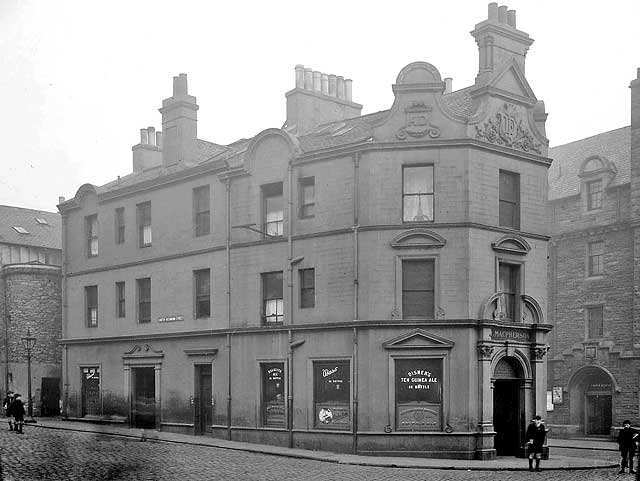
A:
[1,0,638,212]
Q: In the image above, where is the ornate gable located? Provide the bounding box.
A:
[382,329,454,350]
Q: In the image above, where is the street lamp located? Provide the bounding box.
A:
[21,329,36,423]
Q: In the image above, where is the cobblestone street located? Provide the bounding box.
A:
[0,426,628,481]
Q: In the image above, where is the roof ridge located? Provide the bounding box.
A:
[550,125,630,149]
[0,205,59,215]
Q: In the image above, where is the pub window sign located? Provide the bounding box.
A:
[395,358,443,431]
[313,361,350,429]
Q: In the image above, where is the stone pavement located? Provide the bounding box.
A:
[26,418,619,471]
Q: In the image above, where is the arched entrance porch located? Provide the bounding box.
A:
[568,365,617,436]
[492,356,526,456]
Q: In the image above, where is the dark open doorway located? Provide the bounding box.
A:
[40,377,60,416]
[493,379,521,455]
[586,394,612,435]
[194,364,212,434]
[132,367,156,428]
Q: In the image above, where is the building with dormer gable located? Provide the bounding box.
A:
[546,69,640,438]
[58,3,551,459]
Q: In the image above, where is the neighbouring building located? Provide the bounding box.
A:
[0,205,62,416]
[546,68,640,437]
[59,3,552,459]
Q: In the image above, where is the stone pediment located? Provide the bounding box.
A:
[382,329,454,350]
[491,63,536,102]
[391,229,446,249]
[491,234,531,255]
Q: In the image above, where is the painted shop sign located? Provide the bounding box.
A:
[313,361,350,429]
[395,359,442,431]
[158,315,184,323]
[490,328,529,341]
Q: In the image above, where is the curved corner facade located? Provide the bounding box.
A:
[58,4,552,460]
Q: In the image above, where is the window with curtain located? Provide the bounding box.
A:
[403,166,434,222]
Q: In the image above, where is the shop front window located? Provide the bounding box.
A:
[395,358,442,431]
[261,363,285,427]
[313,361,350,429]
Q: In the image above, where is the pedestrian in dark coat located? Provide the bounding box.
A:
[525,415,548,472]
[617,420,638,474]
[12,393,25,434]
[2,391,14,431]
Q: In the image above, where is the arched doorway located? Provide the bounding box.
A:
[568,366,615,436]
[493,356,525,456]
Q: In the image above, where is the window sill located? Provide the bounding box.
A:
[139,244,152,248]
[585,275,605,280]
[299,215,315,220]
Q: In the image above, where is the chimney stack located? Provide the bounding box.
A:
[471,3,533,85]
[159,73,198,167]
[133,126,163,173]
[285,64,362,135]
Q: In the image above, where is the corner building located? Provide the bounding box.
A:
[546,69,640,437]
[59,4,551,459]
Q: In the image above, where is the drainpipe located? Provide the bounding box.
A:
[352,327,358,454]
[287,336,305,448]
[353,152,360,320]
[225,178,232,441]
[61,211,69,418]
[352,152,360,454]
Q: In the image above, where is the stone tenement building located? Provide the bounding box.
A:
[59,4,551,459]
[546,69,640,437]
[0,205,62,416]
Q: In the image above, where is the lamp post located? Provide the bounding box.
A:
[21,329,36,423]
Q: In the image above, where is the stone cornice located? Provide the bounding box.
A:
[64,223,549,278]
[59,318,551,345]
[294,138,551,167]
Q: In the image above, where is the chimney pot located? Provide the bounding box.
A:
[507,9,516,28]
[336,76,345,99]
[313,71,321,91]
[321,74,329,94]
[345,79,353,101]
[444,77,453,94]
[488,2,498,20]
[58,196,65,204]
[173,73,188,97]
[328,74,337,97]
[498,5,508,23]
[147,126,156,146]
[295,65,305,88]
[156,131,163,149]
[140,128,149,145]
[304,68,313,90]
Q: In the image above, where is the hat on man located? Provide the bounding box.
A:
[624,420,631,425]
[532,415,542,421]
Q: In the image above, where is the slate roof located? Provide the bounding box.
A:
[441,86,477,118]
[548,126,630,200]
[0,205,61,249]
[99,139,228,194]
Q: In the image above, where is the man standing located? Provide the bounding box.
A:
[617,420,638,474]
[2,391,14,431]
[525,415,548,472]
[11,393,24,434]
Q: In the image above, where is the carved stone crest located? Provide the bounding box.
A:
[390,307,401,320]
[477,344,494,360]
[436,307,445,320]
[397,102,441,140]
[475,103,541,154]
[532,345,550,360]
